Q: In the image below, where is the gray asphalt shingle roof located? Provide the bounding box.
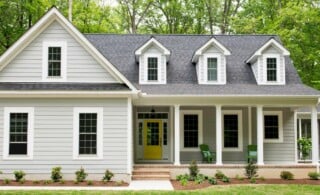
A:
[85,34,320,96]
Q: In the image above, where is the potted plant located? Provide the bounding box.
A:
[298,137,312,162]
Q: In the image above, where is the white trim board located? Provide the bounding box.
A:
[263,111,283,143]
[222,110,243,152]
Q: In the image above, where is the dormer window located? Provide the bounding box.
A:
[207,57,218,81]
[266,57,277,82]
[42,41,67,82]
[192,38,230,85]
[135,38,170,85]
[147,57,158,81]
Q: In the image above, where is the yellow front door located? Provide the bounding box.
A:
[143,119,162,160]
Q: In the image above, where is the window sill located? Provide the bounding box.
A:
[222,148,243,152]
[3,155,33,160]
[73,155,103,160]
[264,139,283,143]
[180,148,200,152]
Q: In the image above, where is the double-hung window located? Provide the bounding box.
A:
[3,107,34,159]
[264,111,283,143]
[42,41,67,81]
[180,110,203,151]
[207,57,218,81]
[266,58,277,82]
[147,57,158,81]
[223,110,243,151]
[73,108,103,159]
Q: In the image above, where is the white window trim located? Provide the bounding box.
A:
[42,41,67,82]
[222,110,243,152]
[263,111,283,143]
[73,107,103,159]
[263,54,281,84]
[141,53,163,84]
[204,54,221,84]
[180,110,203,151]
[3,107,34,160]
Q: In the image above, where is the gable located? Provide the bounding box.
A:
[0,21,118,83]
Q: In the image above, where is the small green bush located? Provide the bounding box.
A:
[43,180,52,185]
[13,170,25,182]
[19,178,26,184]
[176,174,190,181]
[308,172,320,180]
[87,180,93,185]
[75,167,88,182]
[74,180,79,184]
[222,175,230,183]
[3,178,10,184]
[215,170,225,180]
[59,179,65,184]
[208,177,217,185]
[250,178,256,183]
[188,160,199,181]
[280,171,294,180]
[195,174,205,184]
[180,178,188,186]
[245,161,258,179]
[51,166,63,182]
[116,180,124,186]
[235,174,244,181]
[32,180,40,184]
[259,176,265,181]
[102,169,114,182]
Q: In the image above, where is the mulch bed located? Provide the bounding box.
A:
[0,180,128,187]
[171,179,320,190]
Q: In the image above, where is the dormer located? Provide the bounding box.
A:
[135,38,170,84]
[192,38,231,85]
[246,39,290,85]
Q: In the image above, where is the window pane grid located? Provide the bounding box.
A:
[146,122,159,145]
[224,115,238,148]
[48,47,61,77]
[267,58,277,81]
[184,114,198,148]
[148,57,158,81]
[264,115,279,139]
[9,113,28,155]
[79,113,97,155]
[207,58,217,81]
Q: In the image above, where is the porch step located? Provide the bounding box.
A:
[132,166,170,180]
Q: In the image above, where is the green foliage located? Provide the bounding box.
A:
[235,174,244,181]
[102,169,114,182]
[280,171,294,180]
[250,178,256,184]
[176,174,190,181]
[308,172,320,180]
[298,137,312,161]
[87,180,93,185]
[32,180,40,184]
[19,178,26,184]
[195,174,205,184]
[208,177,217,185]
[3,178,10,184]
[59,179,65,184]
[215,170,225,180]
[116,180,124,186]
[259,176,265,181]
[245,161,258,179]
[188,160,199,181]
[43,180,52,185]
[75,167,88,182]
[51,166,63,182]
[222,175,230,183]
[13,170,25,182]
[180,178,188,186]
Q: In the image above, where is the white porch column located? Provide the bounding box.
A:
[174,105,180,165]
[216,105,222,165]
[256,105,264,165]
[311,106,319,164]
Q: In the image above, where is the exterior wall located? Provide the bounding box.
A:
[0,98,130,181]
[180,106,249,163]
[252,107,295,164]
[0,21,117,83]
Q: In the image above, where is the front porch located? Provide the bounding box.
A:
[132,98,319,166]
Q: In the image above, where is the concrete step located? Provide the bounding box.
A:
[132,175,171,180]
[132,166,171,180]
[132,171,170,175]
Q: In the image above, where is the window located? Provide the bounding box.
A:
[180,110,203,151]
[222,110,243,151]
[42,41,67,81]
[147,57,158,81]
[267,58,277,81]
[263,111,283,143]
[3,107,34,159]
[207,58,218,81]
[73,108,103,159]
[48,47,61,77]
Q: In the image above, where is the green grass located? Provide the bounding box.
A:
[0,185,320,195]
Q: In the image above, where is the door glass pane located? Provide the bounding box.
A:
[301,119,311,138]
[147,122,159,145]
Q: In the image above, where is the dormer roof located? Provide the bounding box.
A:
[246,38,290,64]
[192,37,231,63]
[135,37,170,58]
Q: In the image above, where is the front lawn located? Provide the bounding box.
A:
[0,185,320,195]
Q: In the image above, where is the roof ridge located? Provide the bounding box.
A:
[84,33,278,37]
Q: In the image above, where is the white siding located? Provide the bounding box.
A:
[0,98,129,175]
[0,21,118,83]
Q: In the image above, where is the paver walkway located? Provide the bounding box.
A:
[0,180,174,191]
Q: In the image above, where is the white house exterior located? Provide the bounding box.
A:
[0,8,319,182]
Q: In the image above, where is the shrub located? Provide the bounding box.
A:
[245,161,258,179]
[250,178,256,184]
[222,175,230,183]
[13,170,25,182]
[3,178,10,184]
[180,178,188,186]
[298,137,312,161]
[176,174,190,181]
[215,170,225,179]
[188,160,199,181]
[59,179,65,184]
[87,180,93,185]
[102,169,114,182]
[19,178,25,184]
[32,180,40,184]
[259,176,265,181]
[308,172,320,180]
[75,167,88,182]
[195,174,205,184]
[280,171,294,180]
[235,174,244,181]
[208,177,217,185]
[43,180,52,185]
[51,166,63,182]
[116,180,124,186]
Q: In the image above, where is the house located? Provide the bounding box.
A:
[0,7,319,182]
